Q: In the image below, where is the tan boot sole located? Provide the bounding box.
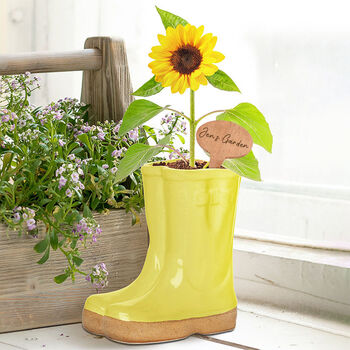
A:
[82,308,236,344]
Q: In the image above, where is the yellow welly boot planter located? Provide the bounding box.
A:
[83,6,273,344]
[101,164,241,343]
[83,163,241,343]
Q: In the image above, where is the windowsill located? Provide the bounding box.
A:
[1,304,349,349]
[233,233,350,337]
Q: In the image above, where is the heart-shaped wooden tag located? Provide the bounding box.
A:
[196,120,253,168]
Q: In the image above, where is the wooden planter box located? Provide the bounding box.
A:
[0,37,148,333]
[0,210,148,333]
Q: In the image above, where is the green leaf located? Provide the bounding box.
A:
[72,256,84,267]
[207,70,240,92]
[217,103,273,153]
[155,6,188,29]
[67,142,80,153]
[83,204,93,218]
[50,229,58,250]
[115,136,170,183]
[77,133,92,151]
[132,76,164,97]
[37,247,50,264]
[34,235,49,253]
[223,151,261,181]
[119,99,167,136]
[71,147,84,154]
[54,273,69,284]
[176,134,185,144]
[1,153,12,171]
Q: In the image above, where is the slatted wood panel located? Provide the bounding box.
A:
[0,210,148,333]
[81,37,134,123]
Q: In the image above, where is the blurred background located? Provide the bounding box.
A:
[1,0,349,247]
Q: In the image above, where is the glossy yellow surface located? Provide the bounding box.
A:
[84,163,241,322]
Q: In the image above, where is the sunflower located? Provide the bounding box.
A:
[148,24,225,94]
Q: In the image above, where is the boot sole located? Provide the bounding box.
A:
[82,308,236,344]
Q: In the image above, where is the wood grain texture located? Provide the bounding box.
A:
[81,37,134,123]
[0,210,148,333]
[196,120,253,168]
[0,49,102,75]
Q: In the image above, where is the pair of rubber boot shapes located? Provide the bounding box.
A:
[83,164,241,344]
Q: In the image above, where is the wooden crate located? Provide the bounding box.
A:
[0,37,148,332]
[0,210,148,333]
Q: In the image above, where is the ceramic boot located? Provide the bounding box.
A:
[83,163,241,344]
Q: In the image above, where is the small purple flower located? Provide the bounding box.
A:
[68,154,75,161]
[111,167,118,174]
[66,189,73,197]
[97,132,105,141]
[113,123,121,133]
[58,176,67,189]
[85,275,91,282]
[128,129,138,141]
[13,213,21,222]
[71,172,79,183]
[112,149,124,158]
[26,219,36,231]
[1,115,10,123]
[58,139,66,147]
[102,164,109,170]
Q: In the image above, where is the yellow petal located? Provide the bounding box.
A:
[157,34,167,45]
[186,25,196,45]
[197,73,208,86]
[171,73,182,93]
[200,36,218,54]
[201,63,218,76]
[179,77,189,94]
[149,62,172,75]
[189,74,200,91]
[193,25,205,46]
[162,70,178,86]
[176,24,186,46]
[202,51,225,64]
[197,33,212,50]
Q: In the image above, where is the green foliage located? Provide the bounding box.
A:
[132,76,164,97]
[207,70,240,92]
[217,103,273,153]
[155,6,188,29]
[34,235,49,253]
[223,151,262,181]
[54,273,69,284]
[115,136,170,183]
[119,99,168,136]
[0,74,149,287]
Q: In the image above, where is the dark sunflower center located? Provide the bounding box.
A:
[170,44,202,75]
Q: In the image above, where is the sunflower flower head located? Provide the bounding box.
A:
[149,24,225,94]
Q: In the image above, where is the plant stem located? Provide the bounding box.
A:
[189,89,195,168]
[162,145,188,163]
[165,107,190,122]
[195,109,226,125]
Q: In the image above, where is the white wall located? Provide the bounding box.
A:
[2,0,350,244]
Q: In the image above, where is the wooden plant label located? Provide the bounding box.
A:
[196,120,253,168]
